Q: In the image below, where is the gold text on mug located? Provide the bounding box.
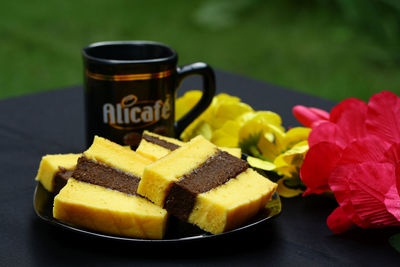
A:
[103,94,171,129]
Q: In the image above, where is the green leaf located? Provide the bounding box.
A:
[389,233,400,253]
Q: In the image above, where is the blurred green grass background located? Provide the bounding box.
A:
[1,0,399,102]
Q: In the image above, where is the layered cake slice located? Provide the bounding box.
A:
[136,131,184,161]
[35,153,81,193]
[53,136,168,239]
[136,130,241,160]
[137,135,277,234]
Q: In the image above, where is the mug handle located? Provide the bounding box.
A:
[174,62,216,138]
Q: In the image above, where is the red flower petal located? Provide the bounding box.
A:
[367,91,400,144]
[300,142,342,195]
[385,184,400,222]
[338,137,391,165]
[383,143,400,165]
[292,105,329,128]
[308,122,348,149]
[329,165,369,228]
[396,164,400,200]
[329,98,367,123]
[309,107,330,120]
[329,162,400,229]
[329,98,368,142]
[384,143,400,197]
[327,206,355,234]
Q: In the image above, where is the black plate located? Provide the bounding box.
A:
[33,182,281,243]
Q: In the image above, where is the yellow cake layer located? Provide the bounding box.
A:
[35,153,81,192]
[188,168,277,234]
[138,140,242,161]
[219,147,241,158]
[53,178,168,239]
[84,136,153,177]
[136,131,242,161]
[136,130,184,161]
[136,139,172,161]
[142,130,185,146]
[138,135,218,206]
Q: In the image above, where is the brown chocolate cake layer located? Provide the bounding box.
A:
[142,134,180,151]
[164,150,248,221]
[72,157,140,195]
[54,167,74,194]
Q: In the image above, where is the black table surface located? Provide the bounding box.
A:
[1,70,399,266]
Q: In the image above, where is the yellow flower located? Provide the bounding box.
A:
[240,116,310,198]
[211,120,241,147]
[245,128,310,198]
[175,90,202,121]
[276,177,304,198]
[178,90,253,147]
[238,111,285,160]
[176,90,311,198]
[273,140,309,178]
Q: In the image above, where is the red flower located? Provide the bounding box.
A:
[294,91,400,233]
[293,105,329,128]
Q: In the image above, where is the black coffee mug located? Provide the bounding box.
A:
[82,41,215,146]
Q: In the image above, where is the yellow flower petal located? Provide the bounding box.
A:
[175,90,202,120]
[212,134,239,147]
[277,178,304,198]
[257,133,281,161]
[239,112,285,141]
[253,111,283,127]
[281,141,309,158]
[215,102,254,121]
[214,93,241,104]
[208,117,231,130]
[180,121,212,141]
[273,154,294,177]
[236,111,256,125]
[211,120,240,147]
[264,123,286,150]
[274,154,288,169]
[282,127,311,150]
[239,119,264,141]
[275,141,308,166]
[247,156,275,171]
[279,141,309,165]
[254,123,286,161]
[273,141,309,177]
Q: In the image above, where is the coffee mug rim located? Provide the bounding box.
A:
[82,40,177,65]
